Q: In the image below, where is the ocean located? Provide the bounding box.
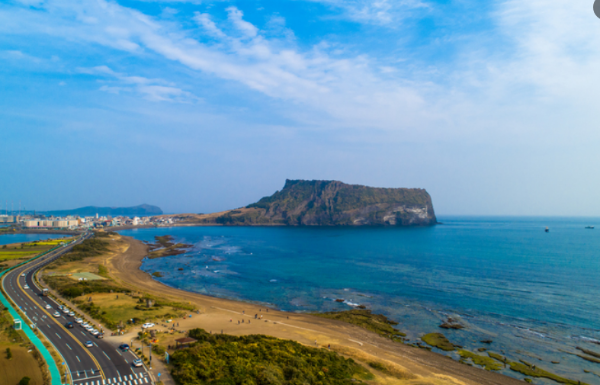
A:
[118,217,600,384]
[0,233,66,245]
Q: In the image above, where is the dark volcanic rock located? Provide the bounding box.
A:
[439,317,466,329]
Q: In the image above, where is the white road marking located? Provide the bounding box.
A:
[76,355,81,362]
[55,333,61,339]
[102,351,111,360]
[66,343,72,350]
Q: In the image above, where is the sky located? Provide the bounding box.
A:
[1,0,599,216]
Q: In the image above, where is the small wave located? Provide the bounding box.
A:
[579,336,600,344]
[344,301,360,307]
[270,279,278,283]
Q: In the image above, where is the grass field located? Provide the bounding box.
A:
[0,237,73,262]
[73,293,182,328]
[0,308,45,385]
[0,342,45,385]
[42,234,190,330]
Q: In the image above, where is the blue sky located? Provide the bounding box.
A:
[1,0,599,216]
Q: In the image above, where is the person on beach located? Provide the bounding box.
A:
[255,314,257,319]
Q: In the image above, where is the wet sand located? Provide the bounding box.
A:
[106,235,523,385]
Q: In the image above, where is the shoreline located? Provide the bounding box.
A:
[106,234,523,385]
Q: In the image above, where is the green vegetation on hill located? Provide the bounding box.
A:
[171,328,371,385]
[312,310,406,342]
[196,179,436,227]
[56,238,110,264]
[45,236,127,298]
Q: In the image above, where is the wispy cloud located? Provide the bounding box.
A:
[0,0,437,130]
[306,0,428,25]
[78,65,199,103]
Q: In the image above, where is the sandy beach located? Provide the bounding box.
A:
[104,235,522,385]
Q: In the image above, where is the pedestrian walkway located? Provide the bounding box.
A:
[73,372,150,385]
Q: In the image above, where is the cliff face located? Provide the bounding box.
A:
[209,180,436,226]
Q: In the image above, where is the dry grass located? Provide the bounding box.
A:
[0,343,45,385]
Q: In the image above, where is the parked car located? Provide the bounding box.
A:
[65,322,74,329]
[91,330,99,336]
[118,344,130,351]
[132,359,143,367]
[62,308,70,314]
[84,341,93,348]
[58,305,64,310]
[142,323,155,329]
[75,318,83,324]
[68,311,75,317]
[96,333,104,339]
[81,323,89,328]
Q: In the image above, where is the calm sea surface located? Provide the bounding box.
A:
[119,217,600,384]
[0,233,65,245]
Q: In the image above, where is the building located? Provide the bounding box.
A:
[22,219,79,228]
[0,215,16,223]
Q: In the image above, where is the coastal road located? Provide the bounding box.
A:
[2,234,153,385]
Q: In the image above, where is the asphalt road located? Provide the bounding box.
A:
[2,234,153,385]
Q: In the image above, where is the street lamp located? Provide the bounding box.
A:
[148,343,152,370]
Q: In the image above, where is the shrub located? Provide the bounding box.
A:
[19,377,31,385]
[6,347,12,359]
[171,328,370,385]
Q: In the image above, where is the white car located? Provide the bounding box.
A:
[62,308,70,314]
[21,273,26,277]
[85,325,94,331]
[91,330,99,336]
[84,341,93,348]
[53,312,60,318]
[68,311,75,317]
[132,359,143,367]
[45,304,52,310]
[75,318,83,324]
[23,285,29,289]
[58,305,64,310]
[142,323,155,329]
[82,323,89,328]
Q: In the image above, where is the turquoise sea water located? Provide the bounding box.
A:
[0,233,65,245]
[119,217,600,384]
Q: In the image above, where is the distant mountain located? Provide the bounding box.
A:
[178,180,436,226]
[42,204,163,217]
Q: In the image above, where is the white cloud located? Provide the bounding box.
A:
[194,12,226,39]
[1,0,599,144]
[78,65,199,103]
[307,0,428,25]
[226,6,258,38]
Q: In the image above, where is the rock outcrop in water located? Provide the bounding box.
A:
[186,179,436,226]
